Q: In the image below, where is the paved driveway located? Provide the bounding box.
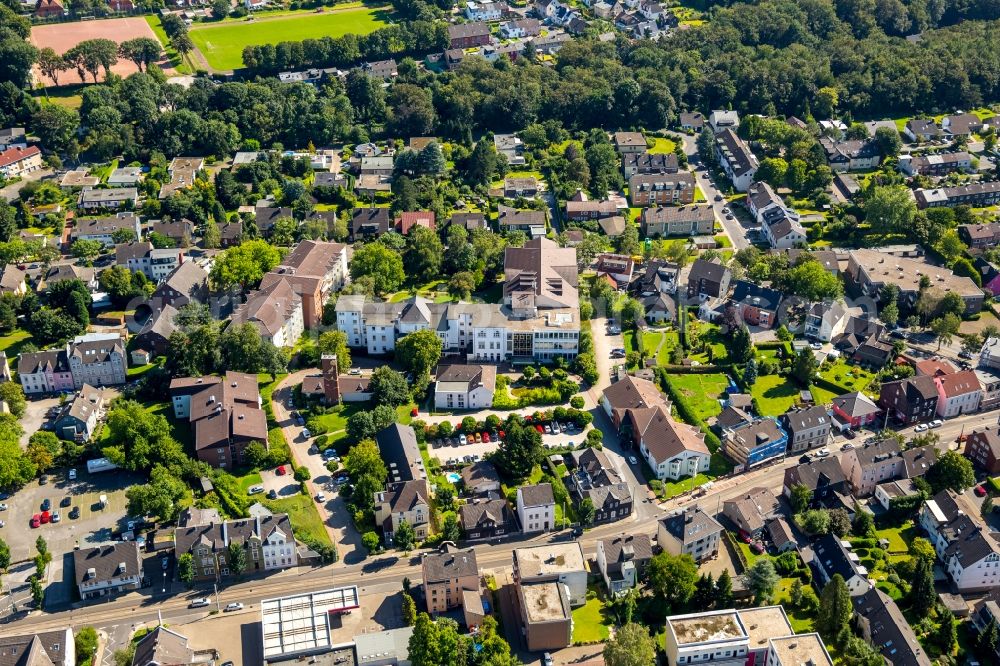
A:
[680,134,750,250]
[19,396,61,448]
[271,371,362,563]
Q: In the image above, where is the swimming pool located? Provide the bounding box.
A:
[446,472,461,484]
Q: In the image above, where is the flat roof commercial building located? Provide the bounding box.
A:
[261,586,360,662]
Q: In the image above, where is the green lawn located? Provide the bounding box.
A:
[571,590,611,644]
[668,373,730,421]
[236,471,263,491]
[875,522,917,560]
[643,328,679,365]
[263,493,333,547]
[0,329,32,357]
[189,7,391,70]
[819,359,875,394]
[749,374,802,416]
[648,136,676,154]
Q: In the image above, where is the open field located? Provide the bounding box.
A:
[31,17,174,86]
[189,6,391,71]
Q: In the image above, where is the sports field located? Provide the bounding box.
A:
[31,17,174,86]
[189,6,390,71]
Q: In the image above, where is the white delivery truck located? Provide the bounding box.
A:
[86,457,118,474]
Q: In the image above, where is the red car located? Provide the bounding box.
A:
[30,514,41,528]
[276,466,287,476]
[482,433,490,443]
[410,407,418,417]
[974,485,987,497]
[498,430,505,440]
[40,511,50,524]
[535,425,544,433]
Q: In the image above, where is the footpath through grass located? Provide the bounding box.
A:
[189,6,391,70]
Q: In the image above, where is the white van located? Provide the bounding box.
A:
[189,598,211,608]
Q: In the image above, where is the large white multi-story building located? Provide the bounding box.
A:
[67,333,127,389]
[665,607,832,666]
[337,238,580,363]
[920,489,1000,592]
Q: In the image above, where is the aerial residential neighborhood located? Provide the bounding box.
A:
[1,0,1000,664]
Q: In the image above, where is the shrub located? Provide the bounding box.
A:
[570,395,584,409]
[294,466,311,482]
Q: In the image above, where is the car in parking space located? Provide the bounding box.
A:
[810,342,823,350]
[40,511,50,524]
[349,367,361,375]
[0,503,6,511]
[68,469,76,480]
[248,485,264,495]
[189,598,211,608]
[459,434,467,445]
[40,499,50,511]
[224,602,244,612]
[535,425,544,434]
[482,432,490,443]
[267,489,277,499]
[841,443,855,451]
[302,428,311,439]
[30,514,41,528]
[51,511,60,523]
[628,455,637,465]
[816,448,831,458]
[929,419,943,429]
[975,485,987,497]
[69,507,80,520]
[914,423,929,432]
[276,466,287,476]
[543,653,553,666]
[315,492,326,503]
[714,193,723,201]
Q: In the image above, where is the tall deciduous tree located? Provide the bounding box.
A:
[350,242,405,294]
[743,558,780,605]
[603,623,656,666]
[395,329,442,378]
[648,551,698,611]
[926,450,975,493]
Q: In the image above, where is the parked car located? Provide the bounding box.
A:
[302,428,311,439]
[189,598,211,608]
[40,499,50,511]
[552,423,561,434]
[51,511,60,523]
[162,556,170,570]
[60,497,71,507]
[316,492,326,503]
[224,602,244,612]
[68,469,77,480]
[30,514,41,528]
[929,419,943,429]
[914,423,929,432]
[482,432,491,443]
[248,485,264,495]
[459,434,467,445]
[535,425,544,433]
[276,466,287,476]
[0,503,6,511]
[628,455,637,465]
[974,485,987,497]
[843,429,856,439]
[816,448,830,457]
[841,443,855,451]
[40,511,50,524]
[69,507,80,519]
[267,489,277,500]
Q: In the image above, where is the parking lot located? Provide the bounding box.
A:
[3,467,139,562]
[428,422,589,468]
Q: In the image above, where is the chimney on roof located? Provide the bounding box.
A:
[322,354,340,405]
